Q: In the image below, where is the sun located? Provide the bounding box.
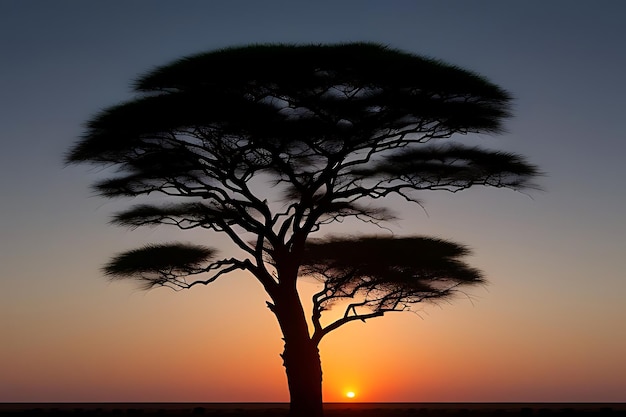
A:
[345,391,356,399]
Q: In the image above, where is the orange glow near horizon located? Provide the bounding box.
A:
[3,266,626,403]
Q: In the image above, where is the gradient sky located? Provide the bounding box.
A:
[1,0,625,403]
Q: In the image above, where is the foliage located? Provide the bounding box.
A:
[67,42,539,416]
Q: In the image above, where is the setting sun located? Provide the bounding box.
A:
[345,391,356,399]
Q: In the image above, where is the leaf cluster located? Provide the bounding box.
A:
[304,236,483,311]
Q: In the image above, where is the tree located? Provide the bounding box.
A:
[66,43,539,417]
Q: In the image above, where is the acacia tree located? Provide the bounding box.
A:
[67,43,538,417]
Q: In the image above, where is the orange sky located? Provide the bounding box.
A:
[3,267,625,402]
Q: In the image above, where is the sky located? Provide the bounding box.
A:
[1,0,625,403]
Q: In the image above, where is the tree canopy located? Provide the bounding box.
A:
[67,42,539,416]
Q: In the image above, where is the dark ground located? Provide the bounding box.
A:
[1,404,624,417]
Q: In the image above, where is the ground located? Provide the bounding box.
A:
[1,403,624,416]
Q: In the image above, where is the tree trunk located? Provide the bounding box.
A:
[272,286,324,417]
[282,337,323,417]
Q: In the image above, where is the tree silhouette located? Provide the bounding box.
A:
[67,43,539,417]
